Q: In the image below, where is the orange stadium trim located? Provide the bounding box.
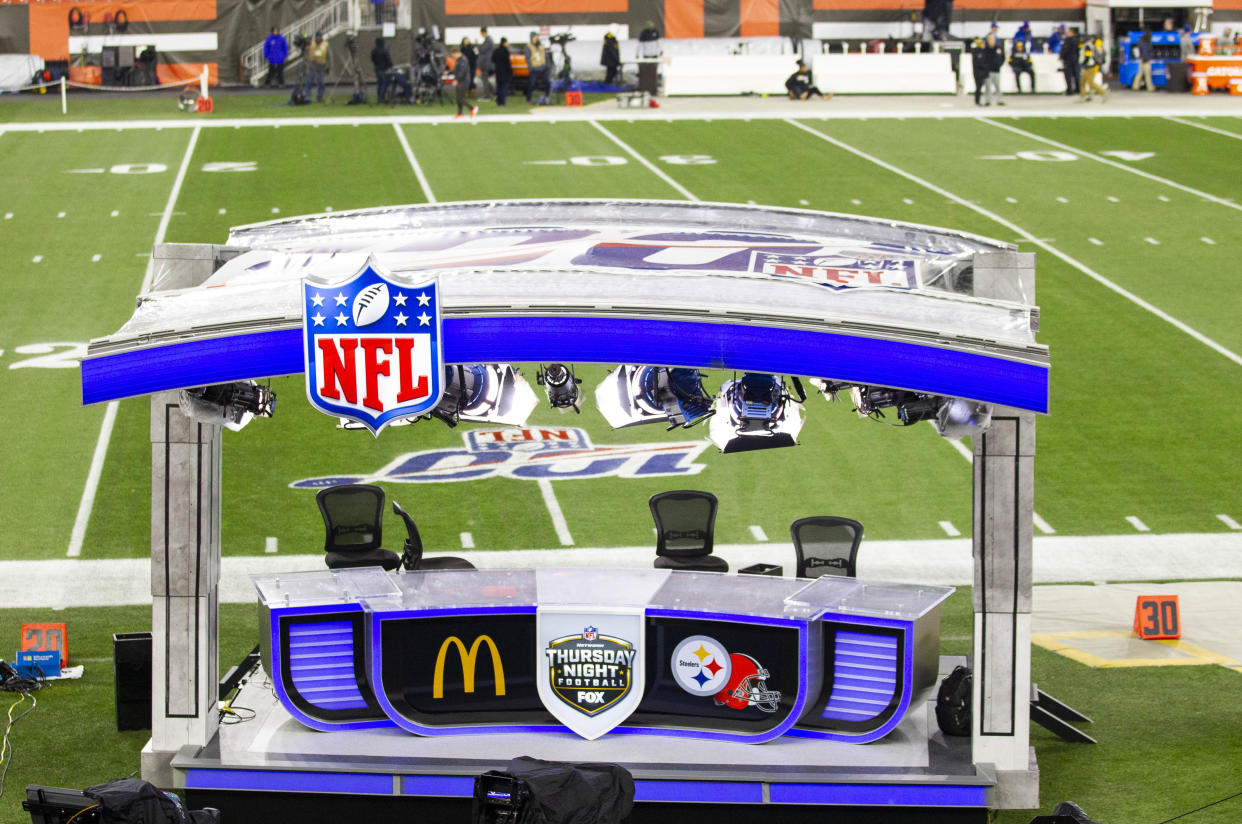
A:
[814,0,1085,8]
[740,0,780,37]
[29,1,216,62]
[445,0,626,13]
[666,0,704,39]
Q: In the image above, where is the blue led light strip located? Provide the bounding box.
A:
[81,317,1047,412]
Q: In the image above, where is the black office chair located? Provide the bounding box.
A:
[791,516,864,579]
[316,484,401,571]
[391,500,474,571]
[650,490,728,573]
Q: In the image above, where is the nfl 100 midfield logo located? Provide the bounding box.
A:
[303,259,443,435]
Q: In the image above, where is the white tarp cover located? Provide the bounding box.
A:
[0,55,44,91]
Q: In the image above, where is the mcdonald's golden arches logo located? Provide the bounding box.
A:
[433,635,506,698]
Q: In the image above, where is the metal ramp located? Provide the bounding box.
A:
[240,0,353,87]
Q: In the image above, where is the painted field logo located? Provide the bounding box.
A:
[545,627,636,716]
[289,426,709,488]
[303,259,443,435]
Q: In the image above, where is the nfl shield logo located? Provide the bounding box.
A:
[303,258,444,435]
[582,626,598,641]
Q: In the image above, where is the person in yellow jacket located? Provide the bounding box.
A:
[1079,35,1109,101]
[305,31,329,103]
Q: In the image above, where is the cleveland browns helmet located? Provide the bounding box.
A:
[713,653,781,712]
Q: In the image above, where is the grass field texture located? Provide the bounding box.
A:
[0,100,1240,824]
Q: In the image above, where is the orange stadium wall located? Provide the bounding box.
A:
[4,0,1239,84]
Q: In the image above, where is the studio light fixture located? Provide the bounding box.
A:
[708,373,806,453]
[536,363,582,413]
[179,381,275,431]
[595,365,715,430]
[848,385,992,439]
[429,364,538,428]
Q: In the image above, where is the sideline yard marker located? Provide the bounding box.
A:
[1217,514,1240,530]
[749,525,769,542]
[1126,516,1151,532]
[938,520,961,537]
[460,532,475,549]
[1133,594,1180,640]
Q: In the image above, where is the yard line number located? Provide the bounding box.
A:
[526,154,718,167]
[980,150,1155,162]
[64,162,257,175]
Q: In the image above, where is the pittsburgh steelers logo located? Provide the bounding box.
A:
[670,635,731,697]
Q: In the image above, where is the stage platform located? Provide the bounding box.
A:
[173,656,993,824]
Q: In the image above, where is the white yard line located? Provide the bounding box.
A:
[460,532,475,549]
[68,127,199,558]
[1126,516,1152,533]
[1217,514,1241,531]
[66,401,118,557]
[929,422,1055,535]
[749,525,769,542]
[786,118,1242,370]
[537,479,575,546]
[1033,512,1056,535]
[1164,115,1242,141]
[264,537,278,554]
[145,124,201,289]
[979,117,1242,214]
[589,120,700,200]
[938,520,962,537]
[392,122,437,203]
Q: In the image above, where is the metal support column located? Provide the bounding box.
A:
[970,251,1038,808]
[141,248,228,786]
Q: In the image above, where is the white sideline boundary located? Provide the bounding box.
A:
[65,126,200,558]
[979,117,1242,215]
[12,532,1242,608]
[1,105,1241,133]
[785,118,1242,370]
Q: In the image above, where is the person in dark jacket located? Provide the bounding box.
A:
[452,47,477,117]
[1132,31,1154,90]
[1010,39,1035,93]
[371,37,409,103]
[970,37,988,105]
[493,37,512,106]
[785,61,828,99]
[263,27,288,87]
[1061,27,1081,95]
[601,32,621,86]
[982,32,1005,105]
[460,37,478,94]
[477,27,495,99]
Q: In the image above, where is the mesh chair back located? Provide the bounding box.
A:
[651,491,718,558]
[791,516,863,578]
[317,485,385,552]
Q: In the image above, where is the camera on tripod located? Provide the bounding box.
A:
[292,33,310,52]
[344,30,357,55]
[549,32,575,46]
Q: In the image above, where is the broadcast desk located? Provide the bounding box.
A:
[172,569,995,821]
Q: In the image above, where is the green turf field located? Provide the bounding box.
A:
[0,109,1239,560]
[1,102,1241,824]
